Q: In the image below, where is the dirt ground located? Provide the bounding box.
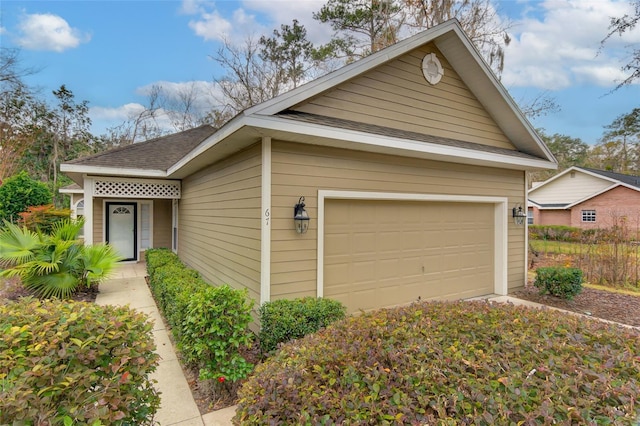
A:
[511,285,640,327]
[512,252,640,327]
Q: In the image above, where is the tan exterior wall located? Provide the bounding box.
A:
[153,199,173,248]
[270,140,527,300]
[178,144,262,304]
[93,198,104,243]
[571,186,640,229]
[291,43,514,150]
[538,209,571,226]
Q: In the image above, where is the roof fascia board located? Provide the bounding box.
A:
[59,164,166,178]
[246,21,457,117]
[575,167,627,185]
[168,114,247,176]
[245,115,556,170]
[434,32,556,164]
[58,188,83,194]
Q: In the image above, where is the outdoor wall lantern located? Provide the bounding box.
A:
[293,196,310,234]
[512,204,527,226]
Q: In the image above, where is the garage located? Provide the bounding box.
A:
[323,198,495,313]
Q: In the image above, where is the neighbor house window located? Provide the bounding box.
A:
[527,209,534,225]
[582,210,596,222]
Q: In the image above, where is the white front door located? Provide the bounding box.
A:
[106,202,137,261]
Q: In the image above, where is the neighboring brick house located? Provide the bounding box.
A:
[528,167,640,229]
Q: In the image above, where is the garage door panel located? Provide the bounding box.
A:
[324,199,495,314]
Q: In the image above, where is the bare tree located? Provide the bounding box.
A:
[602,0,640,88]
[210,36,288,115]
[403,0,511,75]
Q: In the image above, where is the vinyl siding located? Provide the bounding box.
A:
[530,171,612,205]
[291,43,513,150]
[93,198,103,243]
[178,144,262,304]
[153,199,173,248]
[270,140,527,300]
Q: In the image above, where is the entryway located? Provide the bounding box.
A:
[106,202,137,261]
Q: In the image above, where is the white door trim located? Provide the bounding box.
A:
[317,190,508,298]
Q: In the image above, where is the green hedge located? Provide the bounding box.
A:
[145,249,254,382]
[0,298,160,425]
[235,301,640,424]
[534,266,583,300]
[259,297,346,354]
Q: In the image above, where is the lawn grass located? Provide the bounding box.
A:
[529,239,585,255]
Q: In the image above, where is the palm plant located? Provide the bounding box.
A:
[0,218,122,299]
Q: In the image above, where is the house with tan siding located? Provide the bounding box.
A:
[61,20,556,315]
[529,166,640,230]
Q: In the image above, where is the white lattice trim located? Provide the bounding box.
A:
[93,178,180,199]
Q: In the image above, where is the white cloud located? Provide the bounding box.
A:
[181,0,331,45]
[188,9,234,41]
[135,80,224,111]
[502,0,640,89]
[241,0,332,44]
[91,103,146,122]
[16,13,90,52]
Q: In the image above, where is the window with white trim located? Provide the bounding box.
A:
[172,199,179,252]
[581,210,596,222]
[527,208,533,225]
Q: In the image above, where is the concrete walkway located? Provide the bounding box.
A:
[95,262,234,426]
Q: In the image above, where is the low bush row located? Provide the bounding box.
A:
[535,266,583,299]
[259,297,346,353]
[235,300,640,424]
[145,249,254,382]
[0,298,160,425]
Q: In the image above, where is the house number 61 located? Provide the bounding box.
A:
[265,208,270,226]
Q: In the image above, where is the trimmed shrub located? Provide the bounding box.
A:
[259,297,347,353]
[534,266,583,299]
[181,285,254,382]
[0,298,160,425]
[145,249,254,383]
[235,301,640,425]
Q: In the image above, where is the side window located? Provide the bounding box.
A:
[581,210,596,222]
[527,209,533,225]
[75,199,85,238]
[172,199,178,252]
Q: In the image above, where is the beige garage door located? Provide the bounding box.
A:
[324,199,495,313]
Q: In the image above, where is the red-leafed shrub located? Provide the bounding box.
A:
[0,298,160,425]
[235,301,640,425]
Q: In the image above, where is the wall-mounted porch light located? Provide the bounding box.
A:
[294,196,310,234]
[512,204,527,226]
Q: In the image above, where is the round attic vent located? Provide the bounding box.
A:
[422,53,444,85]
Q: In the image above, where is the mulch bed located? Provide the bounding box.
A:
[511,285,640,327]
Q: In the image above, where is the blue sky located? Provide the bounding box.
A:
[1,0,639,145]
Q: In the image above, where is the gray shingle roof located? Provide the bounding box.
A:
[66,125,216,171]
[276,110,543,161]
[581,167,640,189]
